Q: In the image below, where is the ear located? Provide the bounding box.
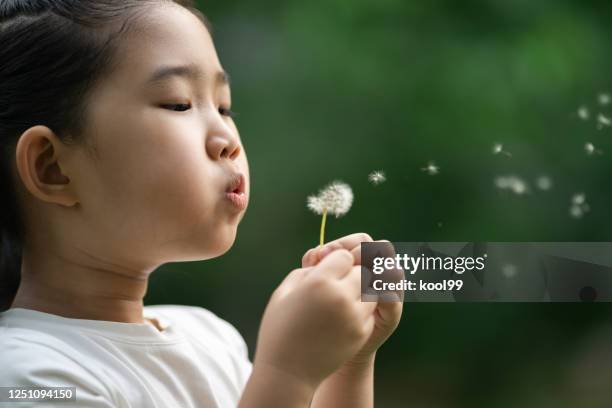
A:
[15,125,79,207]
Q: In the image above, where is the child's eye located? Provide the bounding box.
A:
[219,107,237,118]
[161,103,192,112]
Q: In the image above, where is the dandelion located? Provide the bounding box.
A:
[535,176,552,191]
[307,180,353,246]
[492,143,512,158]
[598,93,611,106]
[368,170,386,185]
[597,113,611,130]
[577,105,590,120]
[421,161,439,176]
[585,142,603,156]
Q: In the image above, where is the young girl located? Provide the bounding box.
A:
[0,1,403,406]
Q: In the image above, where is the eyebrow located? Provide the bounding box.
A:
[145,64,230,87]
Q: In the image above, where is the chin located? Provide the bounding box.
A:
[206,224,239,258]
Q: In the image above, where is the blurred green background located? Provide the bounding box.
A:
[145,0,612,406]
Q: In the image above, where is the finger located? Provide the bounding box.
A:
[317,233,374,265]
[304,234,376,268]
[359,298,378,318]
[375,301,403,329]
[351,239,394,266]
[350,245,361,265]
[362,239,395,262]
[362,313,376,336]
[341,265,363,299]
[341,274,377,322]
[301,248,316,268]
[343,267,380,312]
[325,233,374,253]
[302,242,343,268]
[310,249,354,279]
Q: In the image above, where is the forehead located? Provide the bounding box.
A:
[107,4,221,87]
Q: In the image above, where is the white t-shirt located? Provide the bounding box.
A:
[0,305,253,407]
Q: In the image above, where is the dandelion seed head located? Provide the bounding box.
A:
[492,143,503,154]
[368,170,386,185]
[307,180,354,218]
[577,106,590,120]
[598,93,611,105]
[536,176,552,191]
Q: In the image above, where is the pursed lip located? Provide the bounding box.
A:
[226,172,245,194]
[224,172,248,211]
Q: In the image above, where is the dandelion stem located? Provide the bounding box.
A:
[319,208,328,246]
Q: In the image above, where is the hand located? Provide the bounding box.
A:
[252,248,378,390]
[302,233,404,365]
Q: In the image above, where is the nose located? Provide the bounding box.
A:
[205,123,241,161]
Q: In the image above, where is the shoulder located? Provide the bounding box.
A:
[0,327,115,406]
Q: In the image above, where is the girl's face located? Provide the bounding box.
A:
[65,4,249,266]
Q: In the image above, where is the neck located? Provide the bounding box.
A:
[11,244,155,323]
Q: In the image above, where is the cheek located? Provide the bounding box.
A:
[87,130,220,250]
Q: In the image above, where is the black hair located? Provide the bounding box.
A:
[0,0,211,311]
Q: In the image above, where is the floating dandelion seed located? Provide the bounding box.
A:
[307,180,353,246]
[492,143,512,158]
[572,193,586,206]
[502,263,518,279]
[511,179,527,195]
[421,161,439,176]
[368,170,386,185]
[585,142,603,156]
[570,205,584,219]
[570,193,590,219]
[577,105,590,120]
[535,176,552,191]
[597,113,611,130]
[598,93,611,106]
[585,143,595,155]
[495,176,511,189]
[494,175,529,195]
